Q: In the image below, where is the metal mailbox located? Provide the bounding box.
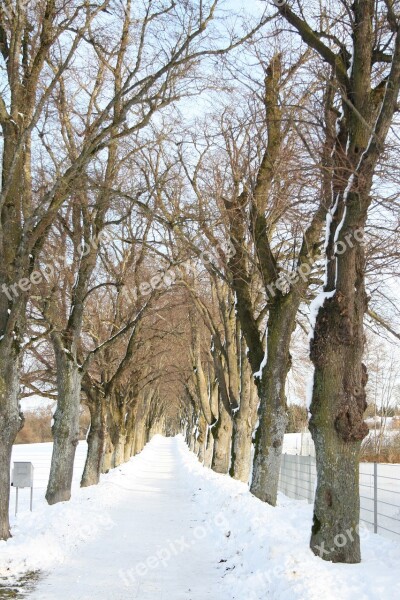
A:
[12,462,34,488]
[11,462,34,515]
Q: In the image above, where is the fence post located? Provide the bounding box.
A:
[373,462,378,534]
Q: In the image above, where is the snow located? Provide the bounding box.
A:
[334,202,349,244]
[178,439,400,600]
[283,432,315,457]
[347,52,354,77]
[253,351,267,379]
[305,372,315,409]
[324,204,334,252]
[1,436,400,599]
[308,290,336,340]
[254,328,268,379]
[5,442,88,572]
[20,395,55,412]
[323,193,340,261]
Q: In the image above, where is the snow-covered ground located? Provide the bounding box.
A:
[1,436,400,599]
[10,441,87,511]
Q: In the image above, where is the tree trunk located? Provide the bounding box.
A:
[204,380,218,467]
[197,441,205,463]
[309,288,369,563]
[250,302,295,505]
[81,395,107,487]
[204,425,214,468]
[189,426,196,452]
[133,413,148,456]
[113,431,127,467]
[274,0,400,563]
[196,413,208,464]
[230,340,259,482]
[102,432,115,473]
[193,422,200,456]
[124,435,133,462]
[46,349,82,505]
[0,342,23,540]
[211,392,233,474]
[124,413,136,461]
[0,92,29,540]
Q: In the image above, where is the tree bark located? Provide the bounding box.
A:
[81,393,107,487]
[0,341,23,540]
[211,391,233,474]
[132,399,150,456]
[46,348,82,504]
[189,424,197,453]
[204,424,214,468]
[204,382,218,468]
[102,431,115,473]
[124,409,136,462]
[102,404,118,471]
[230,337,259,482]
[113,430,127,467]
[250,299,297,504]
[124,436,133,462]
[196,413,208,464]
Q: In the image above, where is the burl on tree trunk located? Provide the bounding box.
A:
[309,290,369,563]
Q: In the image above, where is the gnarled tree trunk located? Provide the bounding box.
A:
[309,330,367,562]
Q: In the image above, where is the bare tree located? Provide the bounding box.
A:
[0,0,109,540]
[276,0,400,562]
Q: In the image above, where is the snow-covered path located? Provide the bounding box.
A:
[29,436,226,600]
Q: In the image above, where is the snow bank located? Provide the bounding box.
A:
[177,437,400,600]
[2,441,125,583]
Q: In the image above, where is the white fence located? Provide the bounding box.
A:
[278,454,400,542]
[279,454,316,503]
